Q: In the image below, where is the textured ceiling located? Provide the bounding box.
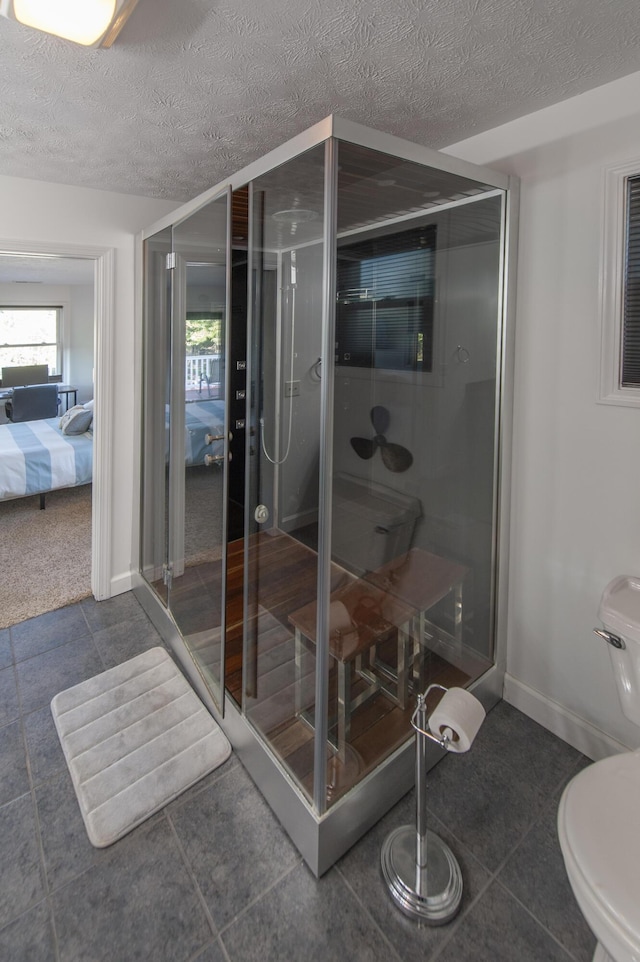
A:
[0,255,94,285]
[1,0,639,203]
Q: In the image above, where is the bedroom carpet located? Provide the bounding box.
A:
[51,646,231,847]
[0,484,92,629]
[0,467,221,630]
[183,463,224,567]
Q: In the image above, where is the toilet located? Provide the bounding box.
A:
[557,575,640,962]
[331,472,421,576]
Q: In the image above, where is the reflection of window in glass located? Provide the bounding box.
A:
[336,225,436,372]
[622,175,640,386]
[184,311,223,396]
[0,306,61,373]
[185,312,222,354]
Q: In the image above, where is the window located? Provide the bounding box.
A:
[622,175,640,386]
[0,306,62,375]
[184,310,223,396]
[336,224,436,373]
[599,161,640,406]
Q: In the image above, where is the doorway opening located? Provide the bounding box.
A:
[0,241,114,627]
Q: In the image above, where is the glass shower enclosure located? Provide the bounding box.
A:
[135,117,517,876]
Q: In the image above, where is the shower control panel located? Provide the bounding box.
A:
[227,353,247,541]
[231,360,247,437]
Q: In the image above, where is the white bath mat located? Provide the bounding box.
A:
[51,647,231,848]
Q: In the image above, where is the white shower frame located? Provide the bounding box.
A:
[133,115,519,876]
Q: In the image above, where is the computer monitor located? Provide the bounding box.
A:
[1,364,49,387]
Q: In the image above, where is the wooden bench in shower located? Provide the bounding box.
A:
[289,547,468,761]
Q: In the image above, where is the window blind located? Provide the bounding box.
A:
[336,225,436,372]
[622,175,640,386]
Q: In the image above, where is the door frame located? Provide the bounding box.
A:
[0,239,115,600]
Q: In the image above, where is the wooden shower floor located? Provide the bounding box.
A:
[158,529,491,804]
[221,531,491,804]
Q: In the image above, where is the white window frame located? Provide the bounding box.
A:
[0,302,65,377]
[599,158,640,407]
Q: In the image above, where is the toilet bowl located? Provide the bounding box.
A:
[558,751,640,962]
[558,576,640,962]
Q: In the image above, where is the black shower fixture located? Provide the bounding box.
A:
[350,406,413,473]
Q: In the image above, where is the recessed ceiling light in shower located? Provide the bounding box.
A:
[271,209,319,224]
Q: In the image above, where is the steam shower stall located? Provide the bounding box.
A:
[135,117,517,875]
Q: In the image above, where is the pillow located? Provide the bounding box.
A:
[60,405,93,436]
[83,399,94,411]
[59,405,83,428]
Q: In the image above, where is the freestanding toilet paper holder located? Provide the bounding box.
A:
[381,683,484,924]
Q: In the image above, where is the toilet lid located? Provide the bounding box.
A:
[562,752,640,947]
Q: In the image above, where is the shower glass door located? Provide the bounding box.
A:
[141,225,172,603]
[242,146,327,801]
[166,191,231,712]
[326,140,505,804]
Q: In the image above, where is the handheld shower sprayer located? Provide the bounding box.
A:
[260,250,297,466]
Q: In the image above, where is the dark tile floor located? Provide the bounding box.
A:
[0,594,597,962]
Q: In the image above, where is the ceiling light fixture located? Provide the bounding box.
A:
[0,0,138,47]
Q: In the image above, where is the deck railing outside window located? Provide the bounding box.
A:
[185,354,221,396]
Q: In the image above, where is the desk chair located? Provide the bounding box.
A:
[5,384,59,422]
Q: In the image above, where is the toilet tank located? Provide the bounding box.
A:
[331,473,422,575]
[598,575,640,727]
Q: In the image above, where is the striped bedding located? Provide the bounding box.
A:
[0,417,93,501]
[178,399,225,466]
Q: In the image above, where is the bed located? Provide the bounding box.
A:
[0,417,93,505]
[0,398,226,508]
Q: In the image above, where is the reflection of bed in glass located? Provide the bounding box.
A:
[165,399,225,466]
[147,398,226,601]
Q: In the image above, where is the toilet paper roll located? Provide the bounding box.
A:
[329,601,353,635]
[429,687,486,753]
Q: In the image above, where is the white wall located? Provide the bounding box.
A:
[68,285,94,403]
[0,175,176,592]
[444,71,640,757]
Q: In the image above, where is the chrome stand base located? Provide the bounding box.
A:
[381,825,463,925]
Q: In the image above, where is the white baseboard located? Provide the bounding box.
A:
[109,571,134,598]
[503,673,631,761]
[280,508,318,532]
